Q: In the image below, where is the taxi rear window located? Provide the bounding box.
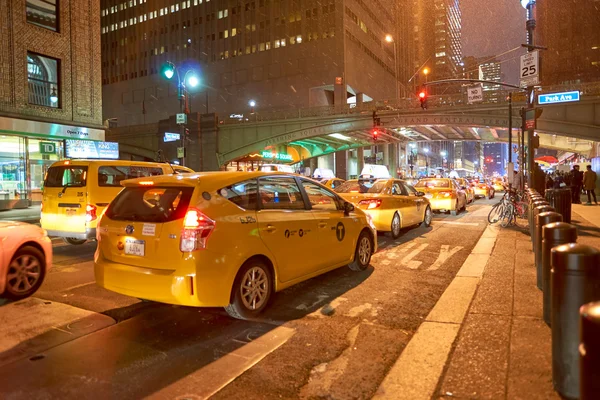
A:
[98,165,164,187]
[45,166,88,187]
[220,179,258,210]
[105,186,194,223]
[416,179,450,188]
[335,180,387,194]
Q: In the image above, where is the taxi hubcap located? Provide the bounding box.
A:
[240,267,269,310]
[7,255,41,293]
[358,237,371,265]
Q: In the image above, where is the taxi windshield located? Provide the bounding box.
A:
[415,179,450,188]
[335,179,388,194]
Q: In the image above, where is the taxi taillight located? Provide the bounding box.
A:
[358,199,382,209]
[438,191,453,198]
[180,208,215,252]
[86,204,97,222]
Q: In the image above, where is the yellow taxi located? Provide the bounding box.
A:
[471,178,496,199]
[414,178,468,215]
[456,178,475,203]
[94,171,376,319]
[41,160,177,245]
[319,178,345,190]
[334,176,432,239]
[491,178,505,192]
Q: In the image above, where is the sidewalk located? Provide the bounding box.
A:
[436,208,600,399]
[0,205,40,223]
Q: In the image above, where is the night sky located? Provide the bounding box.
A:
[461,0,527,84]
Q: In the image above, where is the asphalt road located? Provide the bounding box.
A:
[0,197,497,399]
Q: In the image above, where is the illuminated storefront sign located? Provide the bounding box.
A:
[261,151,293,161]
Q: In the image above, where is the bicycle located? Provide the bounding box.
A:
[489,188,529,227]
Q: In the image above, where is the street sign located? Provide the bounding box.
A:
[467,85,483,104]
[520,50,539,87]
[177,147,185,158]
[176,113,187,124]
[163,132,180,142]
[538,91,580,105]
[39,142,56,155]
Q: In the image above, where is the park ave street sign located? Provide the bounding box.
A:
[538,91,581,105]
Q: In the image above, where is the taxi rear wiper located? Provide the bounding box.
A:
[61,182,81,194]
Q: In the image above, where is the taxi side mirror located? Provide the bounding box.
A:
[416,191,425,197]
[461,186,467,190]
[344,201,354,215]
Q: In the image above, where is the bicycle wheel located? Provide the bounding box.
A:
[488,202,505,224]
[500,203,514,228]
[513,202,529,228]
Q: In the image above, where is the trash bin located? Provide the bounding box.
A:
[546,188,572,223]
[551,244,600,399]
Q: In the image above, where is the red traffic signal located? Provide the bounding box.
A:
[418,89,427,109]
[371,129,380,140]
[419,91,426,99]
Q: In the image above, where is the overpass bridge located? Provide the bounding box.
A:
[216,83,600,167]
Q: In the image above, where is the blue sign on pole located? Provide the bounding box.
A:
[538,91,580,105]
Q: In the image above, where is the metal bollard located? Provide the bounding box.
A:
[532,204,555,251]
[535,211,562,290]
[530,200,550,239]
[551,244,600,399]
[543,222,577,325]
[580,301,600,400]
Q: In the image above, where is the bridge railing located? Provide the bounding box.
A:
[221,82,600,125]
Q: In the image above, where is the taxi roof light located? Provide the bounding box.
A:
[139,181,155,186]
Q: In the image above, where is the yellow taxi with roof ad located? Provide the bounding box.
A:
[94,171,376,319]
[334,176,432,239]
[414,178,468,215]
[41,160,177,245]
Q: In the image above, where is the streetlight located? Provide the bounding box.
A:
[161,61,199,167]
[423,67,430,84]
[408,142,418,178]
[424,148,430,176]
[384,34,400,102]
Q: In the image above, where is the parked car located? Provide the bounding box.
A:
[0,222,52,300]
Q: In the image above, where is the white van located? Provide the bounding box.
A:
[259,164,295,173]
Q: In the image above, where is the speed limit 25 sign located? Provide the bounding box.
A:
[520,50,539,87]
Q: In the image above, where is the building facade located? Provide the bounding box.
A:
[536,0,600,85]
[0,0,104,209]
[484,142,508,176]
[462,55,503,102]
[100,0,397,129]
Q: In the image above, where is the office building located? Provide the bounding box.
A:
[410,0,462,92]
[536,0,600,85]
[463,55,503,102]
[0,0,104,210]
[484,142,508,176]
[100,0,398,128]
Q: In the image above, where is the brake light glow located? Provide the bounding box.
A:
[358,199,382,209]
[139,181,154,186]
[64,160,70,165]
[86,204,97,222]
[479,184,487,189]
[180,208,215,252]
[438,191,452,198]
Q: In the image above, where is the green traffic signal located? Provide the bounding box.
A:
[161,63,175,79]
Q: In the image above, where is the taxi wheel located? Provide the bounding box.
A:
[422,206,433,227]
[64,238,87,246]
[3,246,46,300]
[225,260,273,320]
[451,202,459,216]
[390,213,402,239]
[349,231,373,272]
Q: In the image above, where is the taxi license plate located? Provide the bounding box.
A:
[425,193,433,199]
[66,208,77,216]
[125,239,145,256]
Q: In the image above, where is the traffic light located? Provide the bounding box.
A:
[371,129,380,141]
[372,111,380,127]
[531,134,540,149]
[418,88,428,110]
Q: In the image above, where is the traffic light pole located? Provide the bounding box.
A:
[178,83,186,167]
[525,1,537,188]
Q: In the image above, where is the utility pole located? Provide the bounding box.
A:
[507,92,513,190]
[524,0,537,187]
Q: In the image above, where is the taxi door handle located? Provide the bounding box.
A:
[318,221,327,228]
[264,225,276,233]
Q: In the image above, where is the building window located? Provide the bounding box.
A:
[26,0,58,32]
[27,53,60,108]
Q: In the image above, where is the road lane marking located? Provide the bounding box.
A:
[61,281,96,292]
[376,206,497,400]
[427,245,464,271]
[153,325,295,399]
[400,243,428,269]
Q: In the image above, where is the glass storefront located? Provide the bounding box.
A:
[0,135,63,205]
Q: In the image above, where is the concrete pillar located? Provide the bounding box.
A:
[356,93,364,107]
[309,158,318,177]
[383,144,390,168]
[357,147,365,175]
[389,144,398,178]
[335,151,348,179]
[334,79,347,110]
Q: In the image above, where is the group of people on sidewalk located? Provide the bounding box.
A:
[545,164,598,205]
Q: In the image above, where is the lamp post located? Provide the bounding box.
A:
[161,61,199,166]
[441,150,447,171]
[521,0,537,188]
[423,67,430,84]
[424,148,430,176]
[408,143,417,178]
[385,34,400,102]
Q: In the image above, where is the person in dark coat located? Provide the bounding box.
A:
[570,165,583,204]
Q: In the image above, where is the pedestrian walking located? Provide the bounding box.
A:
[583,165,598,205]
[570,165,583,204]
